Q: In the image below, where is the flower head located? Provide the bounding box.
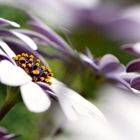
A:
[13,53,53,85]
[0,18,105,121]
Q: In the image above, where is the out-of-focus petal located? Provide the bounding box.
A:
[79,53,98,70]
[119,72,139,83]
[50,78,105,121]
[131,77,140,91]
[11,30,38,50]
[107,72,140,94]
[99,54,124,74]
[0,60,31,86]
[20,82,51,113]
[127,59,140,72]
[13,29,48,45]
[28,15,74,54]
[122,43,140,57]
[0,40,16,58]
[28,17,70,49]
[0,18,20,27]
[85,48,94,60]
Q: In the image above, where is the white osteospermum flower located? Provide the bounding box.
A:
[0,40,105,121]
[0,41,51,113]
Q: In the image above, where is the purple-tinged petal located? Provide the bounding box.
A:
[119,72,139,84]
[37,81,53,92]
[38,49,63,59]
[28,15,74,54]
[0,29,37,51]
[37,82,57,99]
[0,18,20,27]
[13,29,49,45]
[131,77,140,91]
[104,18,140,42]
[14,28,74,57]
[127,59,140,72]
[4,40,48,66]
[99,54,124,74]
[13,29,73,57]
[122,43,140,57]
[28,18,68,48]
[0,29,13,37]
[107,75,139,93]
[79,53,99,71]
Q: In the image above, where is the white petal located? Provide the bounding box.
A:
[0,48,7,56]
[79,53,94,65]
[20,82,51,113]
[0,40,16,58]
[133,42,140,54]
[0,18,20,27]
[50,78,105,121]
[0,60,31,86]
[11,31,38,50]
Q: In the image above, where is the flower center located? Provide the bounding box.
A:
[13,53,53,85]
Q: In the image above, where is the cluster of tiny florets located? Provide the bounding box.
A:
[13,53,53,85]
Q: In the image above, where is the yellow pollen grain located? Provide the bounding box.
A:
[44,72,48,75]
[33,76,38,82]
[35,63,40,67]
[24,53,28,57]
[22,53,25,56]
[47,67,52,72]
[19,57,25,61]
[45,79,49,82]
[50,73,54,77]
[13,53,53,85]
[32,70,40,75]
[27,63,32,67]
[36,59,40,63]
[29,58,33,62]
[25,68,29,74]
[29,55,34,58]
[41,66,46,70]
[46,77,51,80]
[13,56,18,61]
[17,54,21,57]
[40,77,45,81]
[21,63,26,68]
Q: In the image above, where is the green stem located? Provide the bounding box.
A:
[0,87,21,121]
